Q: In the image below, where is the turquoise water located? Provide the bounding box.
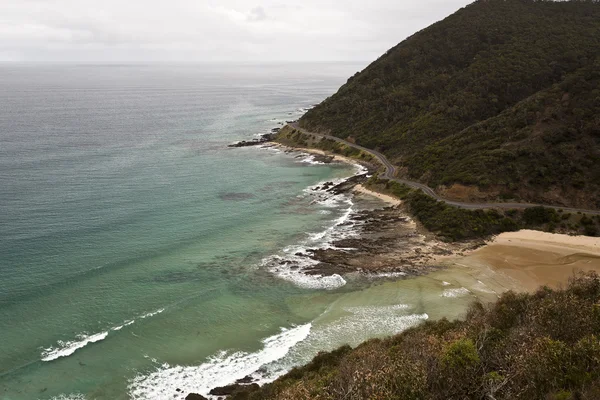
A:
[0,64,504,400]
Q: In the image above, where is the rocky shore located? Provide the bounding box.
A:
[186,376,261,399]
[271,146,475,278]
[289,205,465,277]
[227,129,279,148]
[195,137,480,400]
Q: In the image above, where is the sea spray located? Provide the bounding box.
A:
[260,158,371,289]
[128,324,312,400]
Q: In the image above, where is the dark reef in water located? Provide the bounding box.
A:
[219,192,256,201]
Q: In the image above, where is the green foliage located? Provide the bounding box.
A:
[301,0,600,208]
[238,273,600,400]
[405,189,518,240]
[442,338,480,369]
[375,181,600,239]
[275,126,374,162]
[523,206,559,226]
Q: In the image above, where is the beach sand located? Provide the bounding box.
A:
[353,184,402,206]
[267,142,373,170]
[456,230,600,291]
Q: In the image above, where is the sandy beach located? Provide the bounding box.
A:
[353,184,402,206]
[456,230,600,291]
[265,142,374,171]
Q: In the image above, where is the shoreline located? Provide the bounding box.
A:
[262,140,479,279]
[456,230,600,292]
[353,184,402,206]
[266,139,600,292]
[263,141,373,171]
[191,135,600,400]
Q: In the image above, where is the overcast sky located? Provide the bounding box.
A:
[0,0,473,63]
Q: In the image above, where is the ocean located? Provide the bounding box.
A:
[0,64,502,400]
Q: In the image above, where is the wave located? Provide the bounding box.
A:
[261,193,358,290]
[48,394,87,400]
[261,161,372,290]
[127,305,429,400]
[140,308,165,319]
[299,154,327,165]
[255,305,429,381]
[368,271,408,278]
[41,308,165,362]
[472,280,498,294]
[128,323,312,400]
[41,331,109,362]
[112,320,135,331]
[441,287,471,298]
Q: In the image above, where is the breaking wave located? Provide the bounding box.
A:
[41,308,165,362]
[128,324,312,400]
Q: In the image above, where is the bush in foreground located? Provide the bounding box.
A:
[237,272,600,400]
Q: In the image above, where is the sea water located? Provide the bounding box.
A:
[0,64,506,400]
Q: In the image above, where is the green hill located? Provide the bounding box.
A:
[300,0,600,209]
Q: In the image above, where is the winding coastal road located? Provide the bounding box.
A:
[288,122,600,216]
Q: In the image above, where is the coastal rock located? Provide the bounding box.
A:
[209,385,238,396]
[235,375,255,384]
[311,154,335,164]
[293,205,462,277]
[209,383,260,397]
[185,394,208,400]
[228,133,274,148]
[326,174,368,195]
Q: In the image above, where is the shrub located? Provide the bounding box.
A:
[442,338,480,369]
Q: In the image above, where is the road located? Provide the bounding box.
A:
[288,122,600,216]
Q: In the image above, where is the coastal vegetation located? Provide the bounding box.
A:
[230,272,600,400]
[276,126,375,162]
[369,179,600,241]
[300,0,600,209]
[275,126,600,241]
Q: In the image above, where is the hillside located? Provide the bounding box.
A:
[300,0,600,209]
[226,273,600,400]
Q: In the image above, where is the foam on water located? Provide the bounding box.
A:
[41,308,165,362]
[299,154,327,165]
[128,324,312,400]
[260,153,377,290]
[441,287,471,298]
[259,161,371,290]
[262,192,359,290]
[473,280,497,294]
[47,394,87,400]
[257,304,429,380]
[366,271,408,279]
[315,305,428,341]
[41,331,109,362]
[112,320,135,331]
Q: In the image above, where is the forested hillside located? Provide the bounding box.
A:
[301,0,600,208]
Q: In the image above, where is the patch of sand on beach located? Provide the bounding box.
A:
[457,230,600,291]
[353,184,401,206]
[268,142,372,170]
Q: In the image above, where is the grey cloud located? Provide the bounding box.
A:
[247,7,268,22]
[0,0,473,62]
